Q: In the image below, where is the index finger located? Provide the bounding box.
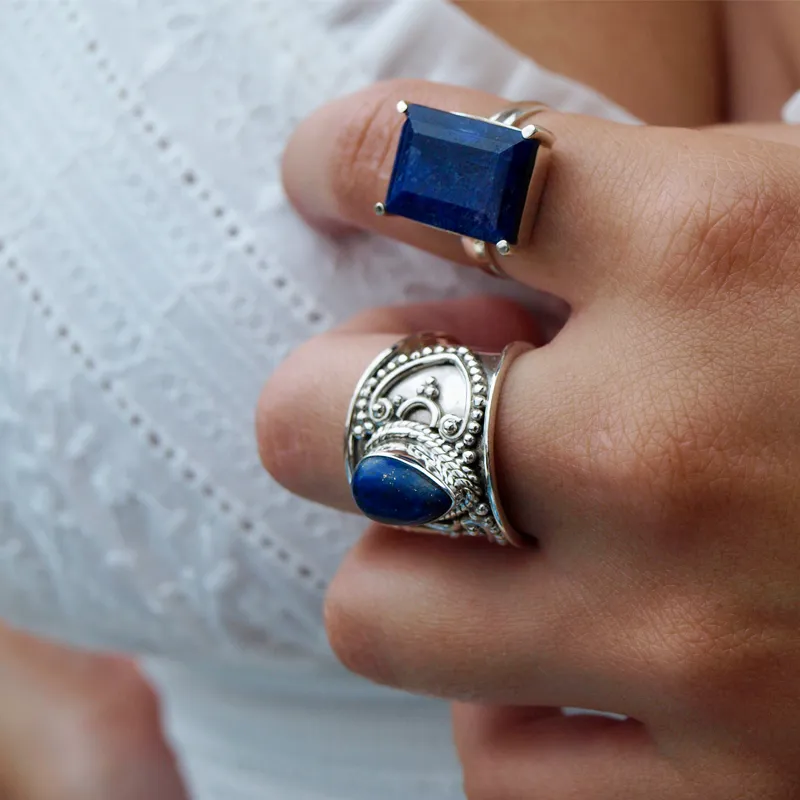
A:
[282,79,668,304]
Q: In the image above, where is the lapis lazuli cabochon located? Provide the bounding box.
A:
[351,455,453,527]
[384,104,540,245]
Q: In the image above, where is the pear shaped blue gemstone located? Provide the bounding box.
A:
[351,455,453,526]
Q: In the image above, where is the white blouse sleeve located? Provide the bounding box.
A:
[0,0,638,662]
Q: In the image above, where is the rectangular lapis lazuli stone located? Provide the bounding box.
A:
[384,104,540,245]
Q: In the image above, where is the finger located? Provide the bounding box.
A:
[324,525,645,714]
[257,295,542,514]
[282,78,691,304]
[452,703,676,800]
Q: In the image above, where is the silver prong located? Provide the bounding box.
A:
[374,202,387,216]
[396,100,409,115]
[530,124,555,148]
[520,124,536,140]
[496,240,511,257]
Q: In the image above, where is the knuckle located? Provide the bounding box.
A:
[573,377,737,540]
[648,601,773,720]
[329,79,422,222]
[256,340,316,491]
[656,152,800,299]
[324,559,398,687]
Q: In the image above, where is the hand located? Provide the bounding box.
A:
[261,79,800,799]
[0,625,186,800]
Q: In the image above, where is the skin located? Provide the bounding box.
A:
[0,625,186,800]
[457,1,724,127]
[264,74,800,798]
[9,3,800,797]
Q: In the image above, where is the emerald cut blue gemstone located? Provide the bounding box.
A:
[351,454,453,526]
[385,104,539,244]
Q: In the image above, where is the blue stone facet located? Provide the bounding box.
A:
[385,104,540,244]
[351,454,453,526]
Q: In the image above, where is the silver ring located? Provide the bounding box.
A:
[374,100,554,279]
[345,333,532,547]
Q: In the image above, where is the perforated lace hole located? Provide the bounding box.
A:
[86,40,97,52]
[213,206,225,218]
[277,549,290,562]
[148,432,161,447]
[118,89,128,100]
[183,468,196,481]
[258,535,274,549]
[57,325,68,338]
[307,310,322,324]
[298,566,312,579]
[201,484,213,497]
[157,137,171,150]
[272,276,286,289]
[219,500,231,513]
[71,341,82,355]
[164,448,175,460]
[130,414,142,427]
[183,171,197,185]
[240,519,253,532]
[227,225,240,238]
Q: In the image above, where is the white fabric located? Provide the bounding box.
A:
[783,90,800,122]
[0,1,641,798]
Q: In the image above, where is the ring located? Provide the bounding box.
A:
[345,333,532,547]
[374,101,554,278]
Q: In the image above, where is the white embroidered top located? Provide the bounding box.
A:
[0,1,745,798]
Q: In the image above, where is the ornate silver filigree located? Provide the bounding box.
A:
[345,333,532,547]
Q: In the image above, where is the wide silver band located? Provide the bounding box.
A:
[345,333,531,547]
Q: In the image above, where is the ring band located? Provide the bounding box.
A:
[345,333,531,547]
[375,100,554,278]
